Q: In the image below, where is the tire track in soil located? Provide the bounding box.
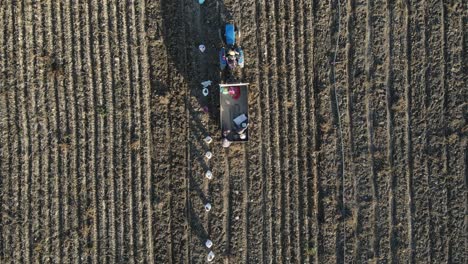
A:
[312,0,339,262]
[157,0,190,262]
[424,1,448,262]
[408,0,431,262]
[443,3,466,263]
[366,0,392,261]
[386,1,411,262]
[0,2,5,259]
[184,1,209,262]
[345,0,374,262]
[383,0,397,262]
[146,1,173,262]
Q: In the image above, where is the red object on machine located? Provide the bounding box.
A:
[228,86,241,100]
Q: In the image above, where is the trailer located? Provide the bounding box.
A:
[220,83,249,142]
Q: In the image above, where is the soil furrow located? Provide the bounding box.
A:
[62,1,82,262]
[283,0,299,262]
[18,0,34,262]
[424,1,448,262]
[263,0,282,262]
[116,0,136,261]
[387,1,411,262]
[83,0,103,261]
[313,0,339,262]
[403,1,415,262]
[126,1,145,262]
[303,1,320,262]
[98,0,117,262]
[135,0,155,262]
[0,2,6,260]
[443,3,466,263]
[408,1,431,262]
[384,1,397,262]
[367,0,392,261]
[347,0,376,262]
[292,0,309,262]
[146,1,173,262]
[90,0,108,262]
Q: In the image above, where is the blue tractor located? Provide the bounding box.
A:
[219,23,244,73]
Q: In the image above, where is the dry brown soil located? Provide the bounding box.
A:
[0,0,466,263]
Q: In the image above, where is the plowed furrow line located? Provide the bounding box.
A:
[146,1,171,259]
[54,0,74,262]
[387,1,411,262]
[18,0,34,262]
[90,0,108,262]
[3,2,17,261]
[303,1,318,262]
[108,0,125,261]
[43,0,63,262]
[12,1,28,262]
[74,2,89,261]
[126,1,145,262]
[263,0,279,262]
[330,0,348,262]
[403,1,415,262]
[408,0,430,262]
[62,0,82,262]
[98,0,117,262]
[222,149,232,264]
[424,1,447,262]
[31,2,50,262]
[345,0,360,262]
[367,0,391,261]
[136,1,155,262]
[292,0,308,262]
[271,0,289,261]
[284,0,299,262]
[38,1,54,261]
[444,5,465,263]
[251,0,271,262]
[237,1,258,261]
[242,0,267,261]
[347,0,374,263]
[313,0,338,262]
[85,0,104,261]
[115,0,136,261]
[0,2,5,259]
[384,1,397,263]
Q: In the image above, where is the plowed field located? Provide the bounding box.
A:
[1,0,466,263]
